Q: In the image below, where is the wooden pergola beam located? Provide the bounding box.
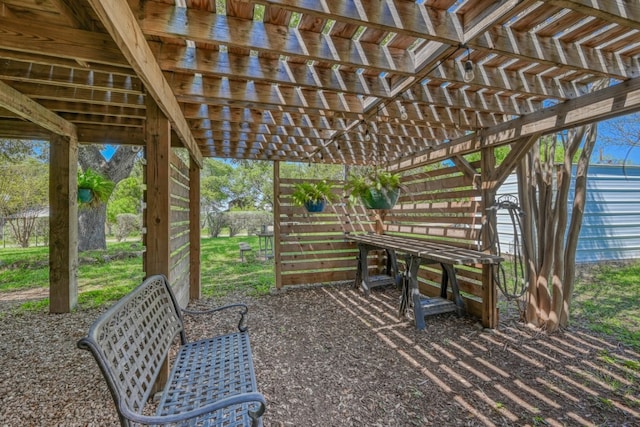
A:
[49,134,78,314]
[152,43,394,100]
[393,77,640,172]
[0,80,76,138]
[87,0,202,167]
[256,0,631,78]
[0,16,130,68]
[134,1,415,76]
[548,0,640,31]
[489,134,542,188]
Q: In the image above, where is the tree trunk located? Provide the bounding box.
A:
[78,145,139,251]
[561,122,599,327]
[78,205,108,252]
[520,79,608,331]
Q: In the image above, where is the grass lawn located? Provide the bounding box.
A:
[200,236,274,298]
[572,262,640,350]
[1,240,638,350]
[0,236,275,311]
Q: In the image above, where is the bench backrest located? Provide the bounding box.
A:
[78,275,186,423]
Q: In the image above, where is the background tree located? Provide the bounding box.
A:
[280,162,344,181]
[78,145,140,252]
[0,157,49,247]
[201,159,234,210]
[115,213,140,242]
[229,161,273,209]
[597,112,640,165]
[201,159,234,236]
[0,138,48,162]
[107,162,144,234]
[517,79,608,331]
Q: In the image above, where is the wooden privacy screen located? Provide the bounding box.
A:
[168,151,192,304]
[384,162,487,319]
[142,149,192,306]
[275,166,492,321]
[276,178,375,287]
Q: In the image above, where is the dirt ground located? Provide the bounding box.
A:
[0,283,638,426]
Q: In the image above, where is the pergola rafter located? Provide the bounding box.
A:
[2,0,638,165]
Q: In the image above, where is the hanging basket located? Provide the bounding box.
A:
[361,187,399,210]
[304,199,326,213]
[78,188,94,204]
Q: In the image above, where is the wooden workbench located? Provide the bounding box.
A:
[345,233,503,329]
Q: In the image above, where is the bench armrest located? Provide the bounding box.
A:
[182,303,249,332]
[118,391,266,427]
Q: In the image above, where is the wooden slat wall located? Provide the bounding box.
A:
[276,178,374,287]
[168,150,191,304]
[275,165,493,320]
[385,162,487,319]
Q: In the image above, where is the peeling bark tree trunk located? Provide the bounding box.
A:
[78,145,139,252]
[518,79,607,331]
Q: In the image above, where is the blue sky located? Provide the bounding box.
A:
[594,143,639,165]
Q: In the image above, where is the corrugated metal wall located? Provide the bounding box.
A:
[497,165,640,263]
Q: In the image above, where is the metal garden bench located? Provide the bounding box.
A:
[78,274,266,427]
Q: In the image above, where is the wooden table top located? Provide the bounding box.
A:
[345,233,503,265]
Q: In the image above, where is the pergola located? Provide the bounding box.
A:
[1,0,640,324]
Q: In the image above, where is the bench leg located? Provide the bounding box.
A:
[407,257,425,330]
[249,401,266,427]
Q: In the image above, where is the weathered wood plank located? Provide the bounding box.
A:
[280,241,356,253]
[87,0,202,166]
[280,258,357,271]
[144,97,172,284]
[0,80,76,138]
[0,16,129,67]
[49,134,78,313]
[281,270,355,286]
[135,0,415,75]
[189,158,201,299]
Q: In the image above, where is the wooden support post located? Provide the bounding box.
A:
[189,157,201,300]
[273,161,282,289]
[144,96,171,393]
[144,97,171,279]
[49,134,78,313]
[481,145,498,328]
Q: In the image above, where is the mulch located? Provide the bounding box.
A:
[1,283,638,426]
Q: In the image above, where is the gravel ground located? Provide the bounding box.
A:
[1,283,639,426]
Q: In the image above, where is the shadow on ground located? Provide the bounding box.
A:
[1,284,638,426]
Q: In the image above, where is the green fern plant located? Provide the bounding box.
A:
[291,180,337,206]
[78,168,115,207]
[344,170,401,208]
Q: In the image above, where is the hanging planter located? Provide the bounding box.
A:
[291,180,336,213]
[77,187,94,204]
[345,170,402,210]
[361,187,400,210]
[304,199,326,213]
[77,168,115,208]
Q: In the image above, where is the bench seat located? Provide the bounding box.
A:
[158,332,260,426]
[78,274,266,427]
